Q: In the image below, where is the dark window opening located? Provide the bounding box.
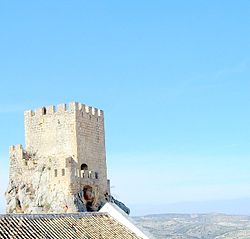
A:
[42,107,46,115]
[81,164,88,171]
[95,172,98,179]
[54,169,57,177]
[83,185,95,212]
[62,169,65,176]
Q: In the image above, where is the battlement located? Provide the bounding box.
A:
[7,100,109,214]
[9,144,23,152]
[24,102,104,118]
[9,144,24,160]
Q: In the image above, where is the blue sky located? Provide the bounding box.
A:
[1,1,250,215]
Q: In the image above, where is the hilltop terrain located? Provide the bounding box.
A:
[134,213,250,238]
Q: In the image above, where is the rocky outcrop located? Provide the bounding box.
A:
[6,160,130,214]
[73,190,130,214]
[105,194,130,214]
[6,102,130,215]
[5,163,75,213]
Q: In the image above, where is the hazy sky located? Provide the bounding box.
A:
[1,1,250,215]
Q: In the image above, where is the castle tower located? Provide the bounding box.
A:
[6,102,110,213]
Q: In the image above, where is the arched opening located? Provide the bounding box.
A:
[81,163,88,171]
[83,185,95,212]
[80,164,88,178]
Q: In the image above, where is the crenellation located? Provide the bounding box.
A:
[24,110,34,117]
[9,144,23,153]
[78,103,85,111]
[24,103,104,119]
[57,103,67,112]
[69,102,79,112]
[9,145,15,152]
[94,107,99,116]
[7,101,110,214]
[78,105,104,120]
[100,110,104,117]
[90,107,95,115]
[35,107,45,116]
[47,105,55,114]
[98,109,101,117]
[85,105,90,113]
[9,144,24,165]
[16,144,23,150]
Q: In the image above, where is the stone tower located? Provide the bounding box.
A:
[6,102,113,213]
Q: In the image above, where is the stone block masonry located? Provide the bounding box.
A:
[5,102,116,214]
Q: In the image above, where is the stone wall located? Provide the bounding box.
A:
[75,103,108,197]
[24,103,77,157]
[6,102,110,213]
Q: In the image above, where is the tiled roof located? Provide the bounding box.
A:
[0,212,142,239]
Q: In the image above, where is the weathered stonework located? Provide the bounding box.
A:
[5,102,128,214]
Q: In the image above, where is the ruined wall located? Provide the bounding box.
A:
[6,144,77,213]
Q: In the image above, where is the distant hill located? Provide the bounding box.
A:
[129,198,250,216]
[134,213,250,239]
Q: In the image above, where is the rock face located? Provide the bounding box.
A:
[6,147,129,214]
[6,152,77,213]
[5,102,130,215]
[106,195,130,215]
